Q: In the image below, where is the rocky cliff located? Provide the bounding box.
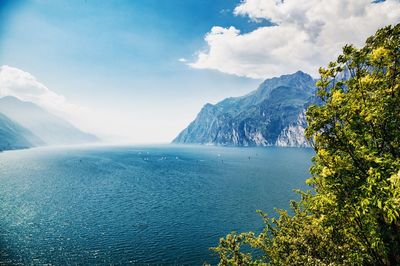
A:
[173,71,316,147]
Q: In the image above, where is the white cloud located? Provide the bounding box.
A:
[0,65,88,120]
[189,0,400,79]
[0,65,106,137]
[178,57,187,63]
[0,65,182,143]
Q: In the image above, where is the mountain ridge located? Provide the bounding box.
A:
[0,113,43,151]
[0,96,98,146]
[172,71,316,147]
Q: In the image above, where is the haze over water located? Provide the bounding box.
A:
[0,145,312,265]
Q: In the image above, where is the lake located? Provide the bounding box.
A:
[0,145,313,265]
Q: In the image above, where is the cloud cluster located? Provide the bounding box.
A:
[0,66,77,115]
[0,65,92,129]
[189,0,400,79]
[0,65,159,142]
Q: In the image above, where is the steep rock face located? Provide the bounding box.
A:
[173,71,316,147]
[275,111,308,147]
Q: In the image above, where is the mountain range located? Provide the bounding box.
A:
[0,96,97,151]
[173,71,317,147]
[2,71,318,151]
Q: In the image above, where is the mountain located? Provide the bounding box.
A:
[0,96,98,145]
[173,71,316,147]
[0,113,44,151]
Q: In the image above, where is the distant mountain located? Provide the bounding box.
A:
[173,71,317,147]
[0,96,98,145]
[0,113,44,151]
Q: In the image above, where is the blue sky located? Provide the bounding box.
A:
[0,0,262,142]
[0,0,399,142]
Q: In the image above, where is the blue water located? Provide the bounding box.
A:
[0,145,313,265]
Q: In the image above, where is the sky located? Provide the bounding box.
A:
[0,0,399,143]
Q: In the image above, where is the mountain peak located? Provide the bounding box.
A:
[262,70,313,84]
[0,95,40,108]
[0,95,22,102]
[293,70,308,76]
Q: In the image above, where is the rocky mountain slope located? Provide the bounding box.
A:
[173,71,316,147]
[0,96,97,145]
[0,113,43,151]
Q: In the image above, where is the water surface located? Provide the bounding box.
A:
[0,145,313,265]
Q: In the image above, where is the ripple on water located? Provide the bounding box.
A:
[0,145,313,265]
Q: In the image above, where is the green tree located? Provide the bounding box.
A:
[212,24,400,265]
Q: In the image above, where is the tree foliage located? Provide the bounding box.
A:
[211,24,400,265]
